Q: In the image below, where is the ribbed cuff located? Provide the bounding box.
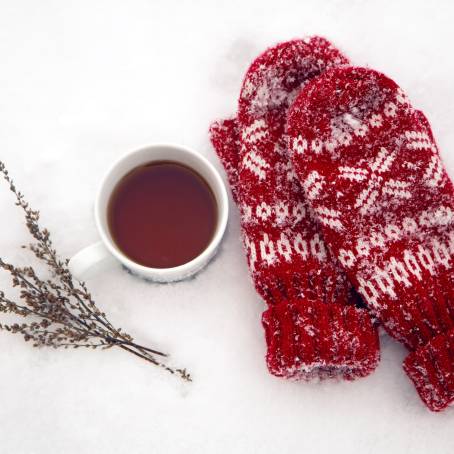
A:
[365,266,454,354]
[403,328,454,411]
[261,299,380,381]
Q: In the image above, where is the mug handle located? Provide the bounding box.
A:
[68,242,117,280]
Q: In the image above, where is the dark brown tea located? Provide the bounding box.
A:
[107,161,218,268]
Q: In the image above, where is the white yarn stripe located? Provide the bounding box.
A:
[382,187,411,199]
[370,147,395,174]
[242,119,268,144]
[242,150,270,181]
[354,183,375,210]
[423,155,443,187]
[407,141,436,152]
[404,129,436,151]
[405,130,431,141]
[359,189,379,215]
[318,217,344,231]
[339,166,368,182]
[303,170,325,200]
[314,206,343,230]
[382,179,411,199]
[240,200,307,226]
[384,179,410,189]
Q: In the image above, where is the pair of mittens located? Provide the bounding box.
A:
[211,38,454,411]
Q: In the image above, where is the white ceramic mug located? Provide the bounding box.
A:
[68,144,229,282]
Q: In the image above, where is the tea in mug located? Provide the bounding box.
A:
[107,161,217,268]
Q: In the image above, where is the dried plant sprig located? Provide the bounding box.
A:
[0,161,191,382]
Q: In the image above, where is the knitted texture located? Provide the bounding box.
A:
[287,66,454,410]
[210,39,380,380]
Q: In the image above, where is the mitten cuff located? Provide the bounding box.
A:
[403,328,454,411]
[262,300,379,380]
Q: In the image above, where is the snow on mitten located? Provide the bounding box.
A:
[211,39,379,380]
[288,66,454,410]
[210,118,241,204]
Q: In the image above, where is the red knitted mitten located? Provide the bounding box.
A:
[210,39,380,380]
[288,66,454,410]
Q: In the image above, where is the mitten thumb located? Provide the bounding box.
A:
[209,118,241,204]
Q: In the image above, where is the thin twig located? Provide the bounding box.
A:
[0,161,191,382]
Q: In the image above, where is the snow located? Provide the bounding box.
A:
[0,0,454,452]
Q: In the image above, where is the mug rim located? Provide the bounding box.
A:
[94,143,229,278]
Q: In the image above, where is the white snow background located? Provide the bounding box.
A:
[1,0,454,452]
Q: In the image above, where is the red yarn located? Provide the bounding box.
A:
[287,66,454,411]
[210,39,380,380]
